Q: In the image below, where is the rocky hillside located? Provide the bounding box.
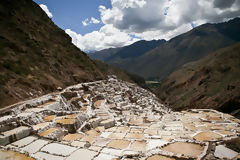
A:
[98,18,240,81]
[156,43,240,118]
[0,0,144,108]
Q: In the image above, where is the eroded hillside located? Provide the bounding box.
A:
[157,43,240,118]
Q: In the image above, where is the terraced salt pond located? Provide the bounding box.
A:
[0,76,239,159]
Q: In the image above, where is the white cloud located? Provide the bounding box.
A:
[91,17,100,24]
[82,17,101,26]
[39,4,53,18]
[99,0,240,40]
[67,0,240,51]
[82,18,89,26]
[66,24,139,52]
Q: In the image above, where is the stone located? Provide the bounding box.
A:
[100,119,115,129]
[63,133,84,142]
[11,136,38,148]
[39,127,66,140]
[35,152,65,160]
[162,142,204,158]
[94,153,117,160]
[162,135,175,141]
[100,132,112,138]
[130,128,144,133]
[105,127,117,132]
[85,129,101,137]
[144,129,158,135]
[56,118,81,133]
[116,126,130,133]
[214,145,238,159]
[130,140,146,152]
[0,149,35,160]
[93,138,111,147]
[89,145,103,152]
[1,126,32,145]
[216,130,235,136]
[71,141,90,148]
[66,149,97,160]
[109,133,126,139]
[89,117,102,128]
[22,139,49,154]
[107,140,130,149]
[193,131,222,142]
[125,133,144,139]
[41,143,77,156]
[146,139,169,151]
[0,135,10,146]
[122,150,139,157]
[94,100,105,108]
[101,148,123,156]
[147,155,175,160]
[95,126,105,132]
[39,128,58,137]
[32,122,50,131]
[44,115,55,122]
[129,117,144,126]
[81,136,96,144]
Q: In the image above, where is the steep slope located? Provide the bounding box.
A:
[112,18,240,80]
[89,39,166,63]
[94,60,148,89]
[156,43,240,117]
[0,0,106,107]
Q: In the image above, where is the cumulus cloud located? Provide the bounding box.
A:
[65,24,139,51]
[82,17,100,26]
[67,0,240,51]
[39,4,53,18]
[213,0,236,9]
[99,0,240,40]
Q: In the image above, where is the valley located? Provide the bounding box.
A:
[0,0,240,159]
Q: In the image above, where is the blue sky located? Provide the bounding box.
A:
[33,0,111,35]
[33,0,240,51]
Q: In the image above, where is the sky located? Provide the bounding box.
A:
[33,0,240,52]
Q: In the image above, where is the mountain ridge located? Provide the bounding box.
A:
[91,18,240,81]
[156,42,240,118]
[89,39,166,62]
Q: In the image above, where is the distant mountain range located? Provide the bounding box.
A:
[89,39,166,63]
[156,43,240,118]
[91,18,240,81]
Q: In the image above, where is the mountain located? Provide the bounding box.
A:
[0,0,145,108]
[89,39,166,63]
[100,18,240,81]
[156,43,240,118]
[88,47,121,61]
